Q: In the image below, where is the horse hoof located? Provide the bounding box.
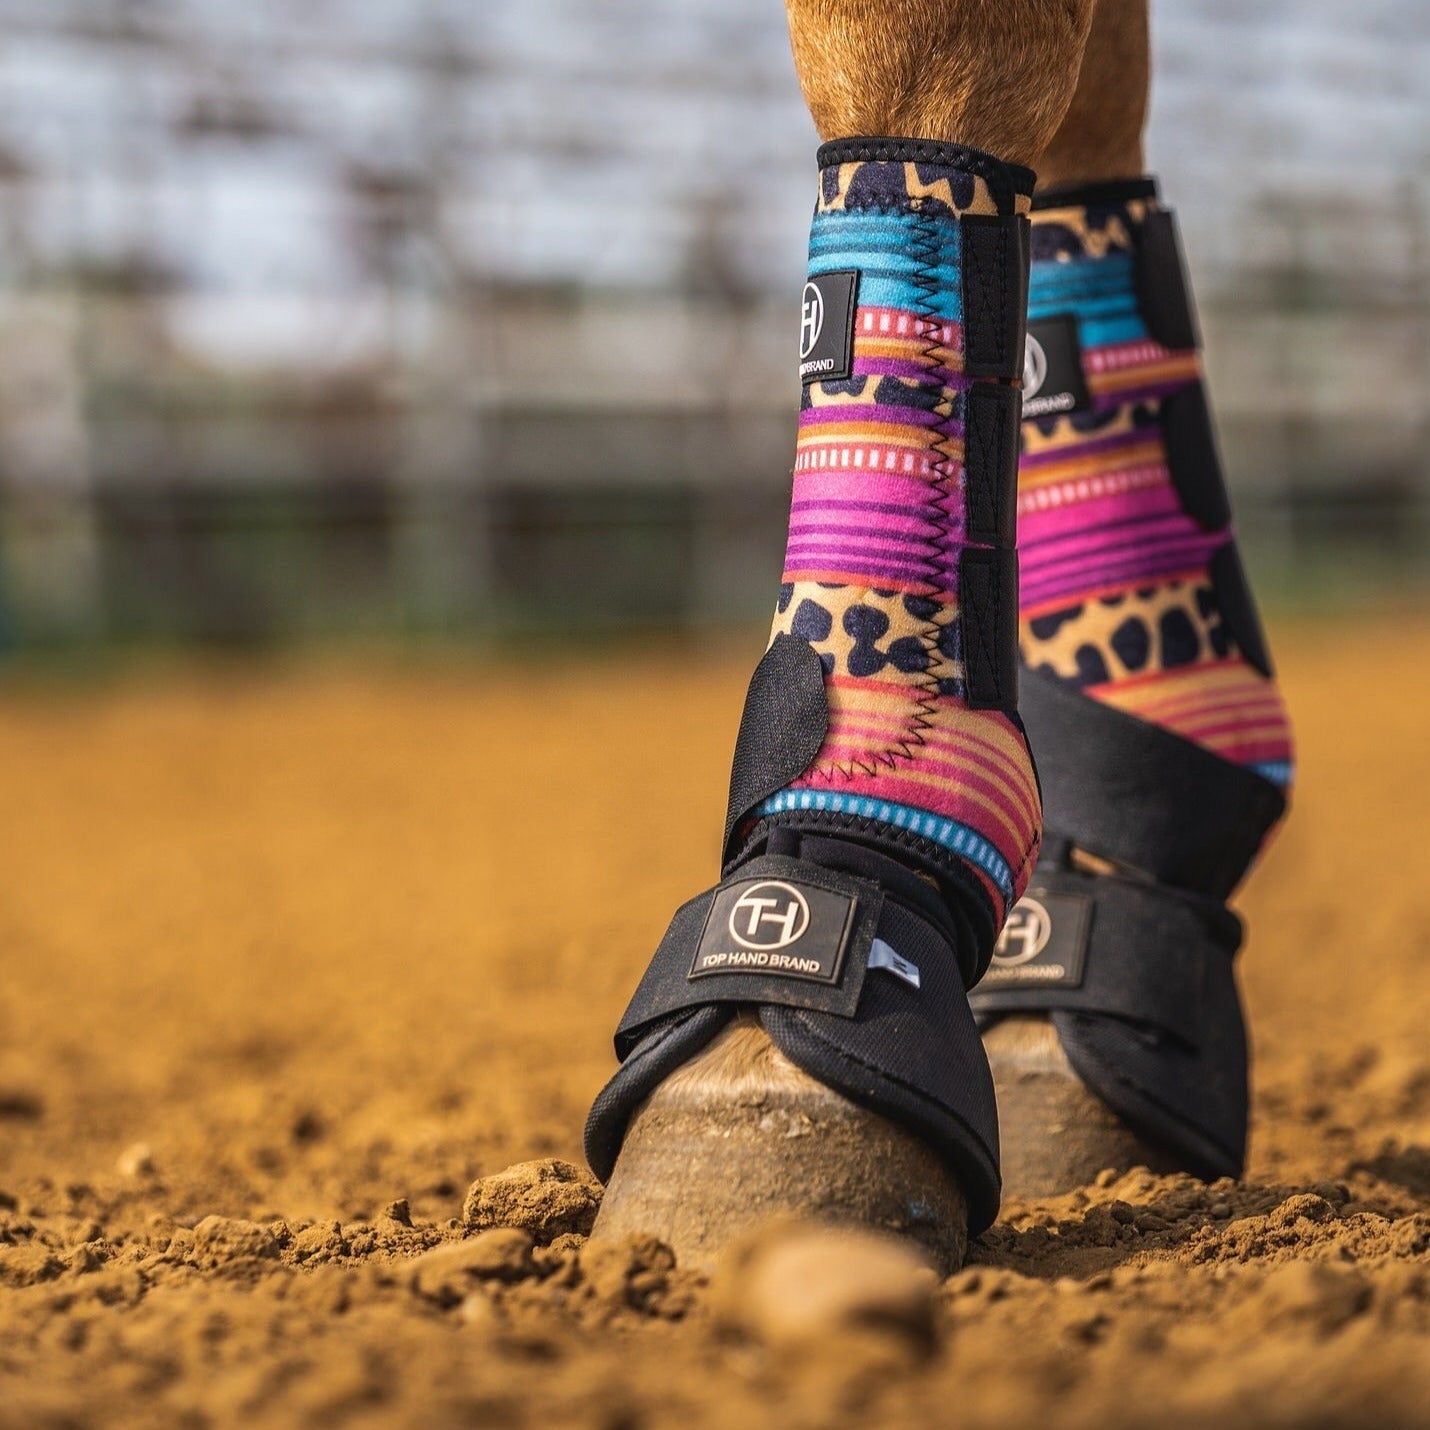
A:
[590,1014,969,1274]
[984,1015,1178,1197]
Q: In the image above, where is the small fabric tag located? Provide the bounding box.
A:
[981,888,1092,988]
[1022,314,1090,419]
[868,938,921,989]
[799,269,859,385]
[690,877,858,985]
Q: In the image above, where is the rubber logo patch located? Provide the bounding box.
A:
[690,878,857,984]
[983,889,1092,988]
[800,270,859,385]
[1022,313,1090,419]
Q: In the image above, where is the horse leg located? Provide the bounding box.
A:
[586,0,1097,1272]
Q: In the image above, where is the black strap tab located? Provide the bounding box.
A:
[1210,542,1275,679]
[1135,207,1200,352]
[960,548,1019,711]
[971,868,1242,1048]
[1160,382,1231,531]
[1018,667,1285,898]
[962,215,1030,380]
[722,634,830,862]
[963,383,1020,548]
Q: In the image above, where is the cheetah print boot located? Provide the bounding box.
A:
[586,139,1040,1270]
[974,177,1293,1194]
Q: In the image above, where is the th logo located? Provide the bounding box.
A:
[729,882,811,950]
[800,281,825,359]
[992,896,1052,967]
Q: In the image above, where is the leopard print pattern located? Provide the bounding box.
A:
[773,583,962,696]
[1028,196,1154,261]
[1021,580,1233,689]
[817,160,1029,218]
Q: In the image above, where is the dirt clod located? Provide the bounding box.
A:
[462,1159,602,1243]
[410,1230,536,1306]
[715,1222,938,1357]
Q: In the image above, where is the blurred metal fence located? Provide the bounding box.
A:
[0,0,1426,651]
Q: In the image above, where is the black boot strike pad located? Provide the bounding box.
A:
[584,834,1003,1233]
[1018,667,1285,901]
[970,863,1250,1178]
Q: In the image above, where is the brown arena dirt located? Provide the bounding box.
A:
[0,617,1427,1428]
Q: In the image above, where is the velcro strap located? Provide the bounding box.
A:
[614,855,957,1059]
[961,215,1030,380]
[1135,206,1200,352]
[970,867,1242,1048]
[963,383,1020,548]
[960,547,1019,711]
[1018,667,1285,898]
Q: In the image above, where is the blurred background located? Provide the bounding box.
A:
[0,0,1426,656]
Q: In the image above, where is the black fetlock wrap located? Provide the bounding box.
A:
[971,666,1285,1179]
[585,829,1002,1231]
[973,184,1287,1180]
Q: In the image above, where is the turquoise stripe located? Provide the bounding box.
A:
[809,210,963,320]
[1029,253,1149,346]
[756,790,1014,900]
[1251,760,1294,787]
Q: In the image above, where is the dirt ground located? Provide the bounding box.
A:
[0,617,1426,1428]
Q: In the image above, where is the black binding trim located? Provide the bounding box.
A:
[816,137,1037,209]
[961,215,1030,379]
[1017,666,1285,899]
[1031,175,1160,210]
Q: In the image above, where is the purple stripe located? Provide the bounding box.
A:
[1020,540,1218,605]
[800,404,950,432]
[1017,427,1152,469]
[785,536,940,563]
[1021,511,1203,556]
[1092,378,1193,411]
[1019,488,1180,540]
[783,545,947,580]
[851,356,972,389]
[789,520,941,545]
[791,498,937,518]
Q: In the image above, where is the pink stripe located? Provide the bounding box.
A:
[855,307,962,351]
[1019,487,1185,543]
[1084,338,1177,374]
[829,713,1038,794]
[795,443,939,479]
[797,765,1034,850]
[816,734,1040,827]
[1017,464,1170,515]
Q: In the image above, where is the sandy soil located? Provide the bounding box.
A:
[0,620,1426,1428]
